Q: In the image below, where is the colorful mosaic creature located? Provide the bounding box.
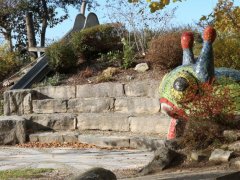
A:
[159,26,240,140]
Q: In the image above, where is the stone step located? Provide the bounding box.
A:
[31,97,160,114]
[29,130,166,150]
[78,113,170,134]
[24,113,77,132]
[4,81,160,116]
[24,113,171,134]
[33,81,159,99]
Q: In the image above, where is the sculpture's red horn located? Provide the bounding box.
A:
[181,32,194,49]
[203,26,216,43]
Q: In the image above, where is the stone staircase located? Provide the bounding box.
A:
[2,81,171,150]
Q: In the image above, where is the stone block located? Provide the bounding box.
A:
[0,116,26,144]
[68,98,114,113]
[223,130,240,141]
[124,81,159,98]
[63,133,79,143]
[228,141,240,151]
[78,135,130,148]
[34,86,76,99]
[37,132,64,143]
[76,83,124,98]
[209,149,233,162]
[129,115,170,134]
[115,97,160,114]
[4,89,33,115]
[32,99,67,114]
[25,113,77,131]
[130,137,165,150]
[29,132,79,143]
[134,63,149,72]
[77,113,130,131]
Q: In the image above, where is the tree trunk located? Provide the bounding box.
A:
[81,0,87,15]
[3,30,13,52]
[40,0,48,49]
[26,12,37,59]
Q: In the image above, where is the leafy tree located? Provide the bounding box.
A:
[106,0,176,55]
[0,0,26,51]
[128,0,183,12]
[0,0,96,51]
[199,0,240,34]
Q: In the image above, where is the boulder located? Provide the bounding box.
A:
[139,146,179,175]
[209,149,233,162]
[4,89,33,115]
[228,141,240,152]
[134,63,149,72]
[73,167,117,180]
[223,130,240,141]
[0,116,26,145]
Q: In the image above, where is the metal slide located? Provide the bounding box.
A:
[11,13,99,90]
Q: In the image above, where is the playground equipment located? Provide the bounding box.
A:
[159,26,240,139]
[11,13,99,90]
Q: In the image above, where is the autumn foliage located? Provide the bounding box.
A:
[179,79,239,150]
[147,32,182,70]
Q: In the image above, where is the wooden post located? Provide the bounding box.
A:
[26,12,37,59]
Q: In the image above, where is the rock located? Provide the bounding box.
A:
[77,113,129,131]
[34,86,76,99]
[126,75,134,81]
[73,167,117,180]
[68,98,114,113]
[134,63,149,72]
[139,146,179,175]
[76,83,124,98]
[124,80,159,98]
[32,99,67,114]
[190,152,207,162]
[78,135,130,148]
[129,114,171,134]
[25,113,77,131]
[130,138,165,151]
[228,141,240,151]
[209,149,233,162]
[29,132,79,143]
[115,97,160,114]
[230,157,240,169]
[0,116,26,145]
[224,130,240,141]
[4,89,33,115]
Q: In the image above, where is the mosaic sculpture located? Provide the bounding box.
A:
[159,26,240,139]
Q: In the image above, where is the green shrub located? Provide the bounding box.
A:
[146,32,182,70]
[46,41,77,73]
[98,50,123,67]
[213,35,240,70]
[122,38,135,69]
[71,24,123,60]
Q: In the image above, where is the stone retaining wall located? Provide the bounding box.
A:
[2,81,171,136]
[4,81,160,116]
